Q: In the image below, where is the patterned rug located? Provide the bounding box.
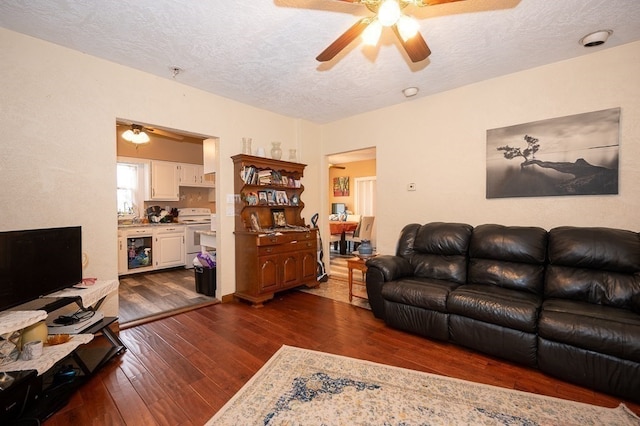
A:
[299,255,371,310]
[207,346,639,425]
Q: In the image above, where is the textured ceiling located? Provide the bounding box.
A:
[1,0,639,124]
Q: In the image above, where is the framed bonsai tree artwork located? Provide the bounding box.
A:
[486,108,620,198]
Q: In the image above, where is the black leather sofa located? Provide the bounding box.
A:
[365,222,640,402]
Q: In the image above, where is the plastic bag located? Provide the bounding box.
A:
[197,251,216,269]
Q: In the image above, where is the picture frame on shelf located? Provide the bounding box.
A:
[276,190,288,205]
[246,192,258,206]
[281,176,289,187]
[258,191,268,205]
[290,194,299,206]
[271,209,287,228]
[250,212,262,232]
[267,190,276,205]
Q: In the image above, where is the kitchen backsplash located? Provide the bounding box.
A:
[144,186,215,214]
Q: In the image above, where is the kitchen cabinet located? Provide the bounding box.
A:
[232,154,317,307]
[146,160,179,201]
[118,225,185,275]
[178,163,214,188]
[154,226,185,269]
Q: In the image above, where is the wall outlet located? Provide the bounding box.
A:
[407,183,416,191]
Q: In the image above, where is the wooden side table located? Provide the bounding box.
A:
[347,257,368,302]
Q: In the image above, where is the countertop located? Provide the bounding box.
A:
[118,222,185,229]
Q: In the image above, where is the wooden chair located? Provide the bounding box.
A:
[346,216,375,252]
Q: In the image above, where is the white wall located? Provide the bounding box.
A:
[0,28,321,314]
[2,26,638,312]
[322,42,640,255]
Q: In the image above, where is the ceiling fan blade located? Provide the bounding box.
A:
[146,127,185,141]
[316,19,370,62]
[392,25,431,63]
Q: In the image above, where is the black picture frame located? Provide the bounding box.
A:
[258,190,268,205]
[271,209,286,228]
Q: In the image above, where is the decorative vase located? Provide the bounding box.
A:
[271,142,282,160]
[242,137,252,155]
[288,149,297,162]
[358,240,373,257]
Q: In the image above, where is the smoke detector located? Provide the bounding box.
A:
[579,30,613,47]
[403,87,419,97]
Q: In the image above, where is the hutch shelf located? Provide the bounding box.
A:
[232,154,318,307]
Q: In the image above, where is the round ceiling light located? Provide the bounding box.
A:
[579,30,613,47]
[403,87,419,97]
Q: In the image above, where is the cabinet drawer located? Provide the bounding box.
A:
[256,231,313,246]
[258,241,296,256]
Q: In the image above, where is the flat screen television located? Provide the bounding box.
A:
[0,226,82,311]
[331,203,346,215]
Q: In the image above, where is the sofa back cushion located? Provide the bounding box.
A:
[546,226,640,308]
[397,222,473,284]
[468,224,548,294]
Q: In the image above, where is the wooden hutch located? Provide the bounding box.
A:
[232,154,317,307]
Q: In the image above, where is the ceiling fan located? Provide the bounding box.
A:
[316,0,465,63]
[117,122,185,143]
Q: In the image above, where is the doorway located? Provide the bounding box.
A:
[116,120,219,326]
[327,148,376,267]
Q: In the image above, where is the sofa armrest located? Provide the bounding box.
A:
[365,255,413,319]
[366,255,413,282]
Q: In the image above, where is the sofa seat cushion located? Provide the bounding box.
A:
[447,284,542,333]
[539,298,640,363]
[381,277,460,312]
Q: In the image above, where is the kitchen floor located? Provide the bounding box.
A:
[118,256,357,327]
[118,267,218,327]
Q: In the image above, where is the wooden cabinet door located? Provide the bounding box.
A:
[258,255,279,292]
[280,253,300,288]
[300,250,317,283]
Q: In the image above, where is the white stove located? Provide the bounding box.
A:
[177,208,213,268]
[177,208,212,224]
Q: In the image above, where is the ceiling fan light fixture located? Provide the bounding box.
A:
[378,0,401,27]
[397,15,419,41]
[122,125,150,144]
[362,20,383,46]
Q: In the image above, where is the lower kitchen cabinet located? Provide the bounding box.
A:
[154,226,185,269]
[118,225,185,275]
[235,230,317,307]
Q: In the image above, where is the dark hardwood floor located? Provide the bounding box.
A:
[43,290,639,425]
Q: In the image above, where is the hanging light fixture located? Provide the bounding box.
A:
[378,0,402,27]
[362,19,383,46]
[122,124,150,144]
[397,15,419,41]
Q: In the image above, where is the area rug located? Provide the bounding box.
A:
[207,345,639,425]
[299,255,371,310]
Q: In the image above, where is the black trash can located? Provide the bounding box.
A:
[195,266,216,296]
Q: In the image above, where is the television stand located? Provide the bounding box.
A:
[0,280,125,423]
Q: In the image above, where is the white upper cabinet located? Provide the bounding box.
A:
[178,163,214,188]
[145,160,179,201]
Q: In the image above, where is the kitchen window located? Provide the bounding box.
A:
[117,162,144,219]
